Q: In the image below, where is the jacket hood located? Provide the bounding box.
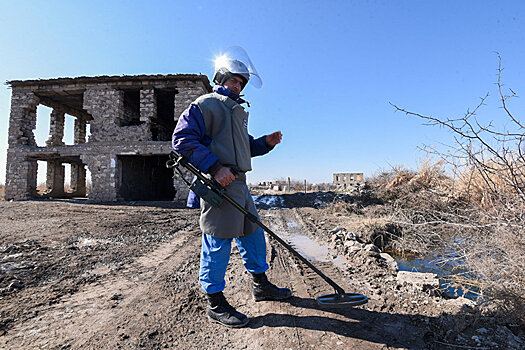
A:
[213,85,248,105]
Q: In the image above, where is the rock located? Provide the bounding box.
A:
[7,281,23,291]
[0,245,18,254]
[148,330,159,339]
[396,271,439,293]
[344,245,362,255]
[496,325,523,349]
[330,227,344,234]
[345,231,358,241]
[110,293,123,301]
[330,234,342,243]
[365,250,381,258]
[441,297,476,312]
[471,335,482,346]
[456,334,468,344]
[380,253,398,271]
[476,327,488,335]
[343,240,360,248]
[364,244,381,253]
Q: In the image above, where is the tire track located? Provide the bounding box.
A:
[250,209,381,349]
[0,229,201,349]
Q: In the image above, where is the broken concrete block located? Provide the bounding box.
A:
[396,271,440,292]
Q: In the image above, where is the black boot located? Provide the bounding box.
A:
[252,272,292,302]
[206,291,249,328]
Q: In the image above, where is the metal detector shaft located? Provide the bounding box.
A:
[168,151,346,296]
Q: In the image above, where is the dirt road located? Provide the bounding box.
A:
[0,199,521,349]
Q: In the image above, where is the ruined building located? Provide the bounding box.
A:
[5,74,211,201]
[333,172,364,189]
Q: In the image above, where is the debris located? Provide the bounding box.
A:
[396,271,440,293]
[7,281,23,291]
[380,253,398,272]
[110,293,123,301]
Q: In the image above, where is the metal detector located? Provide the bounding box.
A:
[167,151,368,308]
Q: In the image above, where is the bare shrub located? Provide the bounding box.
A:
[391,54,525,323]
[367,161,471,254]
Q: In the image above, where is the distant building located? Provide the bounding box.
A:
[333,172,364,189]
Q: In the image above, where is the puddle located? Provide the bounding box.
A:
[285,234,349,270]
[271,216,349,270]
[287,235,330,261]
[391,250,479,300]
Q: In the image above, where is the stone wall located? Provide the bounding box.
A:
[46,109,65,146]
[174,84,207,121]
[74,118,87,145]
[5,152,37,199]
[140,88,156,123]
[7,91,40,147]
[82,154,119,202]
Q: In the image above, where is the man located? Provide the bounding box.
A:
[172,53,292,328]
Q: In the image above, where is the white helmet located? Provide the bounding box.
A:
[212,46,262,89]
[213,57,250,89]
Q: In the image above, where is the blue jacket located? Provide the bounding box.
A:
[172,86,273,208]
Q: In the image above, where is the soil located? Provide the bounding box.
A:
[0,194,522,349]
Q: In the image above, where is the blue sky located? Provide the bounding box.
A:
[1,1,525,184]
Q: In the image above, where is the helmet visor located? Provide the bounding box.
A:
[214,46,262,88]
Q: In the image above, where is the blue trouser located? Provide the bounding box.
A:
[199,227,269,294]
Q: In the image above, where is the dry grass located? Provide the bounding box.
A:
[457,158,525,209]
[0,184,4,200]
[384,56,525,323]
[365,159,525,324]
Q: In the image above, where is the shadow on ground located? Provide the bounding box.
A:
[249,296,490,350]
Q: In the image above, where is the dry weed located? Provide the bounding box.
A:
[367,160,525,323]
[388,56,525,323]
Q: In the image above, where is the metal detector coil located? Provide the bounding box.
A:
[317,292,368,308]
[167,150,368,308]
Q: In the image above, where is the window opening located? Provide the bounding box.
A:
[34,105,52,147]
[36,161,47,195]
[63,114,76,145]
[86,167,92,195]
[153,90,176,141]
[64,163,71,192]
[86,123,91,142]
[121,89,142,126]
